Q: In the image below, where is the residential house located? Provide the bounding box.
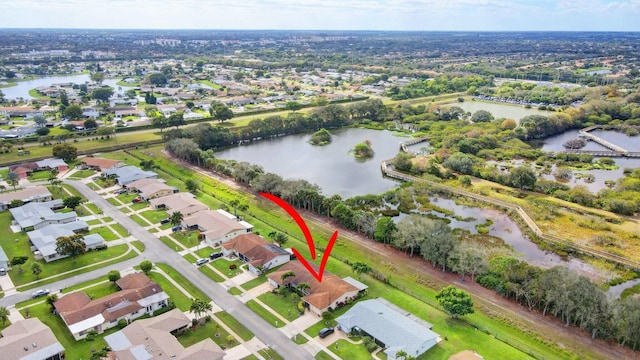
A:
[36,158,68,174]
[105,165,157,185]
[221,233,290,274]
[0,186,52,211]
[79,157,124,172]
[336,298,440,360]
[0,246,9,269]
[54,273,170,340]
[183,209,253,245]
[148,192,208,217]
[267,261,360,316]
[0,318,65,360]
[105,308,225,360]
[125,178,177,201]
[9,200,75,231]
[449,350,485,360]
[8,162,38,179]
[27,221,104,262]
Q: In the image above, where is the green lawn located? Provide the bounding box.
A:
[315,351,334,360]
[159,235,182,251]
[79,281,120,299]
[241,275,267,290]
[117,193,138,203]
[199,264,225,282]
[245,300,285,328]
[87,182,101,191]
[131,240,145,252]
[88,226,119,241]
[111,223,129,237]
[70,169,96,179]
[194,246,213,259]
[60,277,111,294]
[12,244,132,290]
[228,287,243,295]
[139,209,168,224]
[171,231,199,248]
[215,311,254,341]
[330,339,373,360]
[107,197,122,206]
[84,202,102,215]
[177,319,237,349]
[184,253,198,264]
[155,263,211,302]
[258,291,301,321]
[211,258,244,278]
[28,170,53,181]
[147,270,192,311]
[291,333,309,344]
[87,219,101,226]
[130,213,149,226]
[130,202,148,211]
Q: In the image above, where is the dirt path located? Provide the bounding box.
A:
[169,154,636,360]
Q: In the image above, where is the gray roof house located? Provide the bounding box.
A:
[0,246,9,270]
[104,165,158,185]
[27,222,104,262]
[336,298,440,360]
[0,186,52,211]
[0,318,65,360]
[9,200,75,231]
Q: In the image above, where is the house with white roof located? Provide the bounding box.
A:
[0,186,52,211]
[0,318,65,360]
[105,165,157,185]
[125,178,177,201]
[183,209,253,246]
[27,221,104,262]
[149,192,208,217]
[9,200,75,231]
[336,298,440,359]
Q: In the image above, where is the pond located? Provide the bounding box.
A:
[216,128,410,198]
[396,197,603,279]
[444,100,549,123]
[3,74,131,100]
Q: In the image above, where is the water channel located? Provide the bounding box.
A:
[216,127,608,283]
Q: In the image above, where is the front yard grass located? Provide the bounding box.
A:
[83,202,102,215]
[215,311,254,341]
[245,300,285,328]
[258,291,301,321]
[159,235,182,251]
[147,270,192,311]
[131,240,145,252]
[130,213,149,226]
[176,319,237,350]
[330,339,372,360]
[70,169,95,178]
[241,275,267,290]
[228,287,243,295]
[139,209,168,224]
[130,202,148,211]
[107,197,122,206]
[88,226,119,241]
[211,258,244,278]
[155,263,211,302]
[291,333,309,344]
[171,231,199,248]
[111,223,129,237]
[199,264,225,282]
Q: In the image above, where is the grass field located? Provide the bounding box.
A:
[215,311,254,341]
[176,319,237,349]
[155,263,211,302]
[245,300,285,328]
[258,291,301,321]
[88,226,119,241]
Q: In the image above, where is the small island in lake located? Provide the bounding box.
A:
[309,128,332,145]
[351,140,374,158]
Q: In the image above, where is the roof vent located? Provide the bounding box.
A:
[23,347,29,351]
[32,343,37,348]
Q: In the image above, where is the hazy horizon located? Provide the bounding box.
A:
[1,0,639,32]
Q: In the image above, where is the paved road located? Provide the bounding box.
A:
[1,180,314,360]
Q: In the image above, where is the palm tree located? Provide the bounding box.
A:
[30,262,43,280]
[6,171,19,191]
[170,211,183,228]
[0,306,9,326]
[281,271,296,290]
[296,282,310,296]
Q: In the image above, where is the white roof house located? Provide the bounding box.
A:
[0,186,52,211]
[336,298,440,359]
[9,200,75,230]
[27,222,104,262]
[0,318,65,360]
[183,209,253,246]
[105,165,157,185]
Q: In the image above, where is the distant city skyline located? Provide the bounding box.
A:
[0,0,639,31]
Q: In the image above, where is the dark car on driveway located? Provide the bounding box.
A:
[209,252,223,260]
[318,327,334,338]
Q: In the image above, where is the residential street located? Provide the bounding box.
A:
[0,179,315,360]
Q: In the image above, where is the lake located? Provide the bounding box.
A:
[445,100,549,123]
[3,74,130,100]
[216,128,409,198]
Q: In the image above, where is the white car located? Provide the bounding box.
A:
[32,289,50,298]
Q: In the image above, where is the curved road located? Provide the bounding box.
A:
[0,180,314,360]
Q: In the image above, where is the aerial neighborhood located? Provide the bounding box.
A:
[0,27,639,360]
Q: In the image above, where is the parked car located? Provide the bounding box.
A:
[160,218,170,224]
[195,258,209,266]
[113,188,126,194]
[209,252,223,260]
[32,289,50,298]
[0,268,6,276]
[132,198,142,203]
[318,327,334,338]
[172,225,182,232]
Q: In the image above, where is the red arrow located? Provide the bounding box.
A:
[259,192,338,282]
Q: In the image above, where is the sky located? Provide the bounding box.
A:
[0,0,639,31]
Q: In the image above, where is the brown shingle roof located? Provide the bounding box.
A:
[80,157,122,171]
[222,234,288,268]
[268,261,357,311]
